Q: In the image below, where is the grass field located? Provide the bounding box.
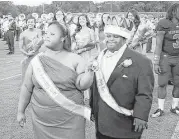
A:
[0,38,179,139]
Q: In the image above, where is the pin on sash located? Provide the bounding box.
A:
[91,60,99,72]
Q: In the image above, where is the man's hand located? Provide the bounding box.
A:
[133,118,148,132]
[90,114,95,122]
[154,64,161,74]
[27,51,35,56]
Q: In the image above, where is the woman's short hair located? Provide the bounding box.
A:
[166,3,179,20]
[48,21,71,51]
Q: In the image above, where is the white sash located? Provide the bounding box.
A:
[94,45,133,116]
[31,53,91,121]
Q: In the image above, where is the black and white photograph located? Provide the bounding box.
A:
[1,0,179,139]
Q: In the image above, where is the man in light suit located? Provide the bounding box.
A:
[90,25,154,139]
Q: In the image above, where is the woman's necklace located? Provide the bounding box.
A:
[46,48,63,55]
[53,49,63,55]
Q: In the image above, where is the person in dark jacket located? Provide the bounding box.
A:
[90,25,154,139]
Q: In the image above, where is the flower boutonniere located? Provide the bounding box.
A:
[117,59,132,70]
[117,59,132,69]
[122,59,132,68]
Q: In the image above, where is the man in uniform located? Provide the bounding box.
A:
[15,17,21,41]
[90,25,154,139]
[7,16,16,55]
[2,16,9,42]
[152,3,179,117]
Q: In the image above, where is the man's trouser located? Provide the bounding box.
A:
[158,53,179,89]
[0,29,2,38]
[15,29,21,41]
[7,30,14,53]
[96,131,141,139]
[3,31,7,41]
[146,37,152,52]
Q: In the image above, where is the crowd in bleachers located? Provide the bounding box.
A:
[0,10,162,55]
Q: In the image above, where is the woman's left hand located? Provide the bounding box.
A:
[17,112,26,128]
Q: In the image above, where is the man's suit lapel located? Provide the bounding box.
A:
[107,47,132,87]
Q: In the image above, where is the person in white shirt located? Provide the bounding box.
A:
[90,25,154,139]
[2,16,9,42]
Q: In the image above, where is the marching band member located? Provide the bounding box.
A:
[55,11,66,27]
[36,18,45,36]
[36,18,42,29]
[15,17,21,41]
[47,13,55,23]
[7,16,16,55]
[32,13,39,23]
[2,16,9,42]
[18,14,27,31]
[65,12,73,24]
[41,14,48,34]
[19,15,44,81]
[90,25,154,139]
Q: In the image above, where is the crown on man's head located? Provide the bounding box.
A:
[104,25,131,39]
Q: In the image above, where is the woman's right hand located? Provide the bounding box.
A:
[17,112,26,128]
[154,64,161,74]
